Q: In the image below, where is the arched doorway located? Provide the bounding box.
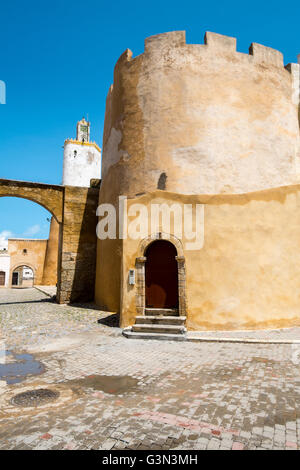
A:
[11,265,34,287]
[145,240,179,309]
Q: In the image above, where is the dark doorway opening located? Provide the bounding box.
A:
[12,272,19,286]
[145,240,178,309]
[0,271,5,286]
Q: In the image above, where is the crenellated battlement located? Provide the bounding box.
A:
[114,30,299,73]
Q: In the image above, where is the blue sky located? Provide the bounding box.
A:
[0,0,299,240]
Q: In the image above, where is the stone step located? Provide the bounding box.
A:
[132,324,186,334]
[122,330,186,342]
[135,315,186,325]
[145,308,178,316]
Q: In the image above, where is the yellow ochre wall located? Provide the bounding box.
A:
[119,188,300,330]
[8,239,48,286]
[7,218,59,287]
[42,217,59,285]
[95,30,300,330]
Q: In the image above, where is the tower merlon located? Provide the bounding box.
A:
[249,42,283,67]
[285,62,300,105]
[145,31,186,52]
[204,31,236,52]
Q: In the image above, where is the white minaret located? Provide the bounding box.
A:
[62,117,101,187]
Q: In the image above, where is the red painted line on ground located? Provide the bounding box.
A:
[133,410,240,437]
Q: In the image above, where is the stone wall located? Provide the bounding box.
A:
[57,185,99,304]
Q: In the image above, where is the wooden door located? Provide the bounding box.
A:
[0,271,5,286]
[145,240,178,308]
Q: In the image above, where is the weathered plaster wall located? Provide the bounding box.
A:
[63,141,101,188]
[118,187,300,331]
[94,175,122,311]
[8,239,48,286]
[101,31,300,197]
[42,217,59,286]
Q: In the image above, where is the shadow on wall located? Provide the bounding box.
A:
[67,186,99,303]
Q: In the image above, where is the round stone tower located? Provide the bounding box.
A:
[62,117,101,187]
[100,31,300,202]
[95,31,300,331]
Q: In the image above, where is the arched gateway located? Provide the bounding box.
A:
[0,179,63,223]
[0,178,99,303]
[11,265,35,287]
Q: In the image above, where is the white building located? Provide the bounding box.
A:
[62,117,101,187]
[0,251,10,287]
[0,237,8,251]
[23,267,34,279]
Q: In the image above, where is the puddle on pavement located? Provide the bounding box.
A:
[68,375,139,395]
[0,350,45,384]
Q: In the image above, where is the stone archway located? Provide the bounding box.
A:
[0,179,63,223]
[135,233,186,316]
[0,178,100,304]
[0,180,63,291]
[0,179,63,290]
[10,263,36,287]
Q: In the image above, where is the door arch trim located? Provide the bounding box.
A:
[135,233,186,316]
[137,232,184,258]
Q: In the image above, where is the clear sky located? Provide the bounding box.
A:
[0,0,299,240]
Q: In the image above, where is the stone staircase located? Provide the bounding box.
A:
[122,308,187,341]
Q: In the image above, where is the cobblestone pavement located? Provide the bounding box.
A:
[188,327,300,343]
[1,288,300,450]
